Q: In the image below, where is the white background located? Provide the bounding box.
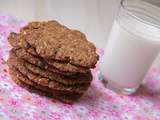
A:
[0,0,121,48]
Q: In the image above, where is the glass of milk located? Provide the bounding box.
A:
[100,0,160,95]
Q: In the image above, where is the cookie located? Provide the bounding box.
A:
[26,62,92,85]
[13,47,47,69]
[8,32,19,47]
[11,49,92,85]
[8,35,90,74]
[10,74,81,104]
[10,21,99,68]
[46,59,89,73]
[26,47,90,73]
[13,47,89,74]
[8,32,31,49]
[8,51,91,93]
[9,65,78,94]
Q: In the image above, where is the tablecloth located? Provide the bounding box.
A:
[0,14,160,120]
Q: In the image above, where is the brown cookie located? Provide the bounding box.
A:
[9,21,99,68]
[25,47,90,73]
[8,51,91,93]
[8,65,83,96]
[46,59,89,73]
[10,74,81,104]
[11,49,92,85]
[8,35,90,74]
[8,32,31,49]
[26,62,92,85]
[13,47,89,74]
[8,32,19,47]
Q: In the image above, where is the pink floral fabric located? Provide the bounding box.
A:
[0,14,160,120]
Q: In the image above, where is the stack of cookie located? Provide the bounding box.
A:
[7,21,99,104]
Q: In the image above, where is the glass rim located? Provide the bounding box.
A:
[120,0,160,28]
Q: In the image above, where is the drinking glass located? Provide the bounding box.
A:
[100,0,160,94]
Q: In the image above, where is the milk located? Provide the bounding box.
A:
[101,19,160,89]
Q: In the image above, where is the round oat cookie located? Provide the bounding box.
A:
[8,35,91,75]
[11,49,92,85]
[8,32,30,48]
[10,74,81,104]
[13,47,89,74]
[11,21,99,68]
[8,32,20,48]
[8,52,92,93]
[15,47,76,76]
[8,65,83,96]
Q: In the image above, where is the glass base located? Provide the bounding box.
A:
[102,79,139,95]
[99,72,139,95]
